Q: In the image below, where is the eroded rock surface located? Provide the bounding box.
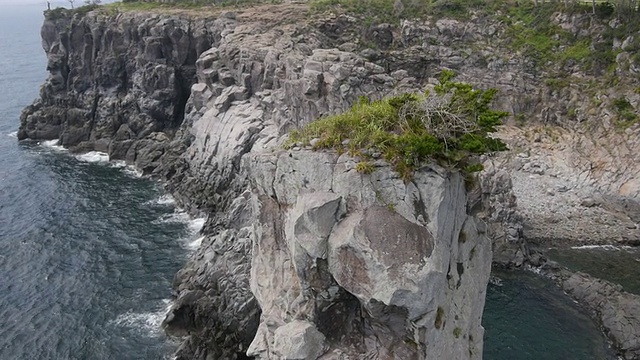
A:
[20,3,640,359]
[245,152,491,359]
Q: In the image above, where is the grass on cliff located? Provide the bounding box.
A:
[312,0,637,76]
[45,4,100,19]
[105,0,284,12]
[287,70,508,180]
[311,0,484,21]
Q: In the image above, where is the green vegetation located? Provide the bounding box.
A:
[501,2,564,66]
[104,0,283,12]
[435,306,445,329]
[45,4,100,19]
[613,96,638,128]
[288,70,508,180]
[499,2,623,74]
[453,327,463,338]
[310,0,638,78]
[311,0,484,22]
[560,40,591,63]
[355,161,375,174]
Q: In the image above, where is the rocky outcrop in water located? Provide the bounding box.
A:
[18,9,226,173]
[541,264,640,359]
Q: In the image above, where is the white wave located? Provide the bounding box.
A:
[524,264,542,274]
[111,160,127,168]
[75,151,110,163]
[570,244,621,251]
[112,299,172,337]
[110,160,144,178]
[188,236,204,250]
[188,218,206,234]
[146,194,176,206]
[40,139,67,151]
[153,210,191,225]
[7,131,17,138]
[122,166,144,178]
[157,195,176,205]
[488,276,503,287]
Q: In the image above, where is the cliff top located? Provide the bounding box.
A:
[46,2,309,20]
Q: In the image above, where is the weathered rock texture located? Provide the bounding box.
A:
[19,9,224,173]
[243,152,491,359]
[19,3,640,359]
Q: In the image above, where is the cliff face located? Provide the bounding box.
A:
[242,152,490,359]
[19,3,640,359]
[18,10,223,173]
[151,6,492,358]
[19,5,498,359]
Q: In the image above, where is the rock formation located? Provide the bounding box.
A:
[18,2,640,359]
[541,263,640,359]
[242,152,491,359]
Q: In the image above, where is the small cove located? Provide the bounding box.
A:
[482,269,616,360]
[547,246,640,295]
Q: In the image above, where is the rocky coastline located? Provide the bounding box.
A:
[18,2,640,359]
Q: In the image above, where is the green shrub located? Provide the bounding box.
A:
[453,327,462,338]
[560,40,591,63]
[45,4,99,19]
[355,161,375,174]
[613,96,638,128]
[613,96,634,112]
[288,70,508,180]
[310,0,485,22]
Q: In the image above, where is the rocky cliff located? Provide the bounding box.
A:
[19,2,640,359]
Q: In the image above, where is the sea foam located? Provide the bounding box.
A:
[570,244,622,251]
[75,151,110,163]
[110,160,144,178]
[7,131,17,138]
[153,211,191,225]
[188,218,206,234]
[40,139,66,151]
[188,236,204,250]
[112,299,172,337]
[146,194,176,206]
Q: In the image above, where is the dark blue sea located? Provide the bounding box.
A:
[0,4,204,359]
[0,3,616,359]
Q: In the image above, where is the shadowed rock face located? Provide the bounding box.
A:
[19,11,225,174]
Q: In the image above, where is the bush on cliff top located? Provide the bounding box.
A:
[45,4,100,19]
[287,70,508,180]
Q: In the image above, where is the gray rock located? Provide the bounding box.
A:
[581,197,598,208]
[272,321,326,360]
[562,272,640,359]
[247,152,491,359]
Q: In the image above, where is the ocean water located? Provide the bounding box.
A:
[548,246,640,295]
[0,4,201,359]
[483,269,616,360]
[0,3,615,360]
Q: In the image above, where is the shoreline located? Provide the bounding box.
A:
[17,2,640,358]
[507,243,640,359]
